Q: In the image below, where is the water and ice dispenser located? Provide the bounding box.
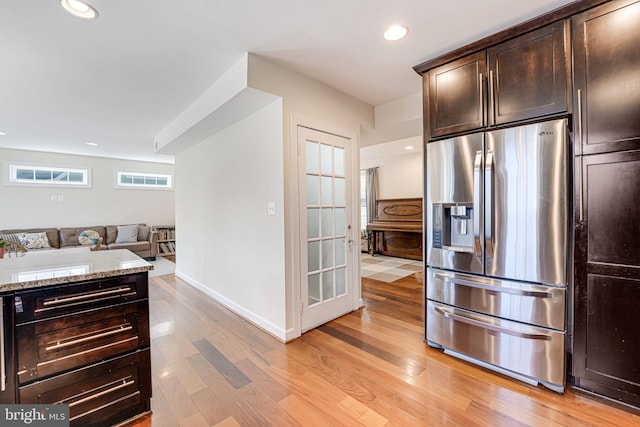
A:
[431,203,475,253]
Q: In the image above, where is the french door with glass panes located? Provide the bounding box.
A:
[299,126,355,332]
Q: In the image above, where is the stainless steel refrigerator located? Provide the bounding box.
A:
[425,118,568,393]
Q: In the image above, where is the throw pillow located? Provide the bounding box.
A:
[78,229,100,245]
[16,232,51,249]
[115,224,138,243]
[137,225,150,242]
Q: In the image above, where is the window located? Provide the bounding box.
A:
[7,163,90,187]
[116,171,172,189]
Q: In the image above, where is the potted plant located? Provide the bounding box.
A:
[0,239,10,259]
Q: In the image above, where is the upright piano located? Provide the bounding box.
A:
[366,197,423,260]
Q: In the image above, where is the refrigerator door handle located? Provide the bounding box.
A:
[434,305,551,341]
[473,150,483,258]
[485,150,494,259]
[436,274,554,298]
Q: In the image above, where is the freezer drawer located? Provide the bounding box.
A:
[426,300,565,388]
[427,268,566,330]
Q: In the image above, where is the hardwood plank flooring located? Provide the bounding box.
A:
[132,269,640,426]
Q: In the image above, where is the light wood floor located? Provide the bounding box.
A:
[132,270,640,426]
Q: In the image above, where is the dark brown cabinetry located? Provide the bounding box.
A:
[0,295,16,403]
[426,20,568,138]
[427,52,486,137]
[16,300,149,383]
[20,350,151,427]
[488,21,568,126]
[15,273,151,426]
[572,0,640,155]
[571,0,640,409]
[417,0,640,412]
[573,150,640,408]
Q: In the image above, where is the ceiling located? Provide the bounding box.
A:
[361,135,423,170]
[0,0,574,163]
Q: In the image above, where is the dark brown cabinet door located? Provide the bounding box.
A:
[488,20,568,126]
[574,273,640,406]
[14,273,148,324]
[428,52,486,138]
[20,350,151,427]
[573,0,640,155]
[16,301,149,384]
[573,149,640,408]
[14,274,152,424]
[0,296,16,404]
[427,21,569,139]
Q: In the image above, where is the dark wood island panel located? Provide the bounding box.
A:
[0,250,153,427]
[14,272,152,426]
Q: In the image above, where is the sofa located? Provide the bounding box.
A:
[0,224,157,260]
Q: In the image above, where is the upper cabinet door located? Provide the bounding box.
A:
[573,0,640,155]
[426,21,569,139]
[428,52,486,138]
[488,21,569,126]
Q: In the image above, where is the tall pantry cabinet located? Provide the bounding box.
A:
[571,0,640,409]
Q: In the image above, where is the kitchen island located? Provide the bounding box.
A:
[0,249,153,426]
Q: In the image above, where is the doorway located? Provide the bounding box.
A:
[359,138,425,288]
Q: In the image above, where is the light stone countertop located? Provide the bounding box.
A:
[0,249,153,292]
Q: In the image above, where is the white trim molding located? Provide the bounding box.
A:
[175,270,293,343]
[4,161,91,188]
[115,170,173,190]
[288,114,362,339]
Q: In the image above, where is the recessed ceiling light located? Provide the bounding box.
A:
[384,25,409,41]
[86,142,98,146]
[0,131,6,136]
[405,145,414,150]
[60,0,99,19]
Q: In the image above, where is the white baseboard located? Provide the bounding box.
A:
[283,328,297,342]
[174,270,290,343]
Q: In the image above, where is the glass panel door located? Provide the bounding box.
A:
[306,141,347,305]
[299,126,354,331]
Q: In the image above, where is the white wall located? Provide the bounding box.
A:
[374,93,422,128]
[248,54,375,338]
[248,55,374,137]
[174,55,374,341]
[361,136,423,200]
[0,148,175,229]
[175,100,287,337]
[376,152,423,199]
